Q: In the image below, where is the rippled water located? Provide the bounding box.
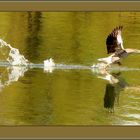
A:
[0,12,140,125]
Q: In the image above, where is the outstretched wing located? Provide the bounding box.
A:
[106,26,124,54]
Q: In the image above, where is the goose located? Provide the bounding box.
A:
[98,26,140,67]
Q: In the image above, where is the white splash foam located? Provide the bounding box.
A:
[92,63,107,69]
[0,66,28,92]
[43,58,55,73]
[0,39,29,66]
[44,58,55,67]
[6,66,28,86]
[44,66,55,73]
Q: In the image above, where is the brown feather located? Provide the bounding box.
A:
[106,26,123,54]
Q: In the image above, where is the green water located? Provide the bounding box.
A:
[0,12,140,125]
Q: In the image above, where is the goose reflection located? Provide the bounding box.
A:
[97,69,128,112]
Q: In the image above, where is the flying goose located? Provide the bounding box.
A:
[98,26,140,67]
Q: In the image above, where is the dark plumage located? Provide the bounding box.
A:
[98,26,140,66]
[106,26,123,54]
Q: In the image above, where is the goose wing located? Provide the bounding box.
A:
[106,26,124,54]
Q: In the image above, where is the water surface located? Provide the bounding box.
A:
[0,12,140,125]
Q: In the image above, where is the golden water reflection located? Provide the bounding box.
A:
[0,12,139,125]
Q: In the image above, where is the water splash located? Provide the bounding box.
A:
[92,63,107,69]
[43,58,55,73]
[44,58,55,67]
[0,39,29,66]
[44,66,55,73]
[92,62,140,73]
[6,66,28,86]
[0,66,28,91]
[0,38,140,73]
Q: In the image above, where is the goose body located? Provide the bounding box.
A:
[98,26,140,67]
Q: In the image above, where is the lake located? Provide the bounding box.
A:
[0,12,140,125]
